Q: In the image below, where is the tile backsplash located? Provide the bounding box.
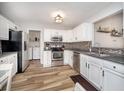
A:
[44,41,91,51]
[44,41,124,55]
[92,47,124,55]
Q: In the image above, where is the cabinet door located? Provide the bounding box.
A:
[7,54,17,76]
[102,68,124,91]
[80,55,88,78]
[88,62,102,89]
[33,47,40,59]
[0,16,9,40]
[43,51,51,67]
[28,47,33,60]
[44,30,52,42]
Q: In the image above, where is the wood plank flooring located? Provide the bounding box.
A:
[11,60,79,91]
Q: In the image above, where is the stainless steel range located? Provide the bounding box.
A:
[51,48,63,61]
[51,48,64,66]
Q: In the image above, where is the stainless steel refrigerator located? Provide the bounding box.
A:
[1,29,29,73]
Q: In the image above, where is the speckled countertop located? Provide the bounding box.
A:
[66,49,124,65]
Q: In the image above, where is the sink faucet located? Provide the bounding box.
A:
[88,42,92,53]
[98,47,101,55]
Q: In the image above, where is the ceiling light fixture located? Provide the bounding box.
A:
[54,14,63,23]
[52,10,64,23]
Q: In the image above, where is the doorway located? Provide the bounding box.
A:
[28,30,40,60]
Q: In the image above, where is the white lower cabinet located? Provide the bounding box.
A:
[88,62,102,89]
[43,51,51,67]
[0,53,17,77]
[80,53,124,91]
[8,53,17,77]
[102,68,124,91]
[33,47,40,59]
[64,50,73,68]
[28,47,40,60]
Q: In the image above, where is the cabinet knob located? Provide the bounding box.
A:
[113,66,116,69]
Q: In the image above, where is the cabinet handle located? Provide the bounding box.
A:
[102,70,104,77]
[88,64,90,69]
[85,63,87,67]
[113,66,116,69]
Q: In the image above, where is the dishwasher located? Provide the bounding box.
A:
[73,52,80,73]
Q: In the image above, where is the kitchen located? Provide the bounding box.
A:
[0,2,124,91]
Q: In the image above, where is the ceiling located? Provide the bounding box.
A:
[0,2,112,30]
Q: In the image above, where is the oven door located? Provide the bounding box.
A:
[52,52,63,61]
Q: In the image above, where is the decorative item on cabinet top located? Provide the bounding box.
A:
[97,26,123,37]
[97,26,111,33]
[111,28,123,37]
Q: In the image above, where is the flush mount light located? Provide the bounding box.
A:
[52,10,65,23]
[54,14,63,23]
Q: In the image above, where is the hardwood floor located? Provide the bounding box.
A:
[11,60,78,91]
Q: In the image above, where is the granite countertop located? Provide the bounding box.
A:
[0,52,17,58]
[66,49,124,65]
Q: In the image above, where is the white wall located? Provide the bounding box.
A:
[94,12,124,48]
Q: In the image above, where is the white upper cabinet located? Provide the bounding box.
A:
[0,15,9,40]
[44,29,52,42]
[44,29,70,42]
[63,30,73,42]
[73,23,94,42]
[44,23,93,42]
[0,15,18,40]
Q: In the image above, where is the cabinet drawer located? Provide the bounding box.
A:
[87,56,103,66]
[103,61,124,74]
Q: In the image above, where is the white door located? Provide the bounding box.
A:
[88,62,102,89]
[80,54,88,78]
[33,47,40,59]
[102,68,124,91]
